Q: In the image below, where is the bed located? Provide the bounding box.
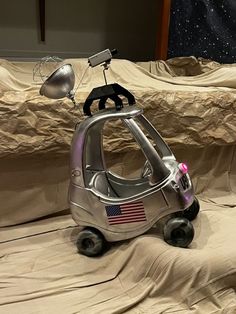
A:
[0,57,236,313]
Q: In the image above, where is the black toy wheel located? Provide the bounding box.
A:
[76,228,106,257]
[183,197,200,221]
[163,217,194,248]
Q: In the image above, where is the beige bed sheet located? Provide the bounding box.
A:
[0,57,236,313]
[0,198,236,314]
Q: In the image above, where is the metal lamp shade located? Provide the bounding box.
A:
[40,64,75,99]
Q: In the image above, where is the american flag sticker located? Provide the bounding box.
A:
[105,201,146,225]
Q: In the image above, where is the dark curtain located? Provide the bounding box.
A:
[168,0,236,63]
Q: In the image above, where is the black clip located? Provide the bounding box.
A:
[83,83,136,116]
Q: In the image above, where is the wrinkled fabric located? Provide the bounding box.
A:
[0,198,236,314]
[0,57,236,314]
[1,57,236,158]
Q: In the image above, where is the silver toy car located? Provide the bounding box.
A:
[39,49,199,257]
[69,103,199,256]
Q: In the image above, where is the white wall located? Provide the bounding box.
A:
[0,0,160,61]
